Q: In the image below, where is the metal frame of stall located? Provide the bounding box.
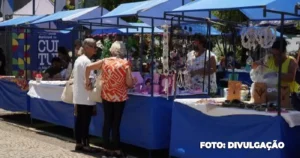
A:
[78,11,225,158]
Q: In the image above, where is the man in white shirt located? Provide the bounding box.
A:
[73,38,97,152]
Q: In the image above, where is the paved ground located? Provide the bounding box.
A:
[0,109,167,158]
[0,109,98,158]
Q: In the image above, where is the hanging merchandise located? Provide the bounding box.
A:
[161,24,170,94]
[241,27,257,50]
[241,27,277,50]
[256,27,277,49]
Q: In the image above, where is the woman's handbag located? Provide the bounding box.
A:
[61,71,74,104]
[89,74,103,103]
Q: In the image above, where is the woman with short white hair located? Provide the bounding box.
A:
[85,40,134,157]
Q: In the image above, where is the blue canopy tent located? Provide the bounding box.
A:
[31,6,130,29]
[167,1,300,158]
[92,22,163,35]
[101,0,218,27]
[180,23,221,35]
[0,15,46,27]
[171,0,275,12]
[241,0,300,21]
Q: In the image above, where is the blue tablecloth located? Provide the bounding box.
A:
[90,94,208,150]
[30,98,74,129]
[29,93,208,150]
[170,101,300,158]
[0,80,29,112]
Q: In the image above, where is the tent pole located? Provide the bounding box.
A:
[151,18,154,97]
[33,0,35,15]
[207,11,212,96]
[277,13,284,116]
[140,28,144,73]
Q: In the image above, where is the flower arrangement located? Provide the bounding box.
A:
[35,73,43,83]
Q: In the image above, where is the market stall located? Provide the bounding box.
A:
[166,0,300,157]
[170,98,300,158]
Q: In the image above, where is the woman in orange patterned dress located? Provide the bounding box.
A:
[85,41,135,157]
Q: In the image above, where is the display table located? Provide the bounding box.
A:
[27,81,209,150]
[170,99,300,158]
[0,78,29,112]
[28,81,74,128]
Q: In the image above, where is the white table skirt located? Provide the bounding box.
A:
[175,98,300,128]
[27,80,67,102]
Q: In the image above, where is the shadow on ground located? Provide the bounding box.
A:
[0,112,169,158]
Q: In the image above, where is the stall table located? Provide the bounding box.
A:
[28,81,209,150]
[0,77,29,112]
[170,99,300,158]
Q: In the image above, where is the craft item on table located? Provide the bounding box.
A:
[241,27,257,50]
[251,82,267,104]
[281,85,291,108]
[266,83,291,108]
[255,26,276,49]
[141,78,152,94]
[153,73,160,94]
[160,74,173,95]
[196,98,223,105]
[153,73,160,84]
[35,73,43,83]
[227,81,242,101]
[132,72,143,84]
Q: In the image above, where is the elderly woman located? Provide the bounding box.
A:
[85,41,134,157]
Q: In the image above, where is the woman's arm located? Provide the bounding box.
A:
[85,60,103,90]
[126,67,134,88]
[281,58,297,82]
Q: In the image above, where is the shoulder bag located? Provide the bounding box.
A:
[89,71,103,103]
[61,70,74,104]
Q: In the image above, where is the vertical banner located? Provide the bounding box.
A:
[36,32,60,70]
[1,0,14,20]
[11,29,76,77]
[33,30,73,71]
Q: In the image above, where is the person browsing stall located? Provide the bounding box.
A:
[187,34,218,93]
[58,46,72,80]
[85,41,135,157]
[42,57,63,80]
[73,38,97,152]
[252,38,299,92]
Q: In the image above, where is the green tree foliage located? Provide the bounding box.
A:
[211,10,248,65]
